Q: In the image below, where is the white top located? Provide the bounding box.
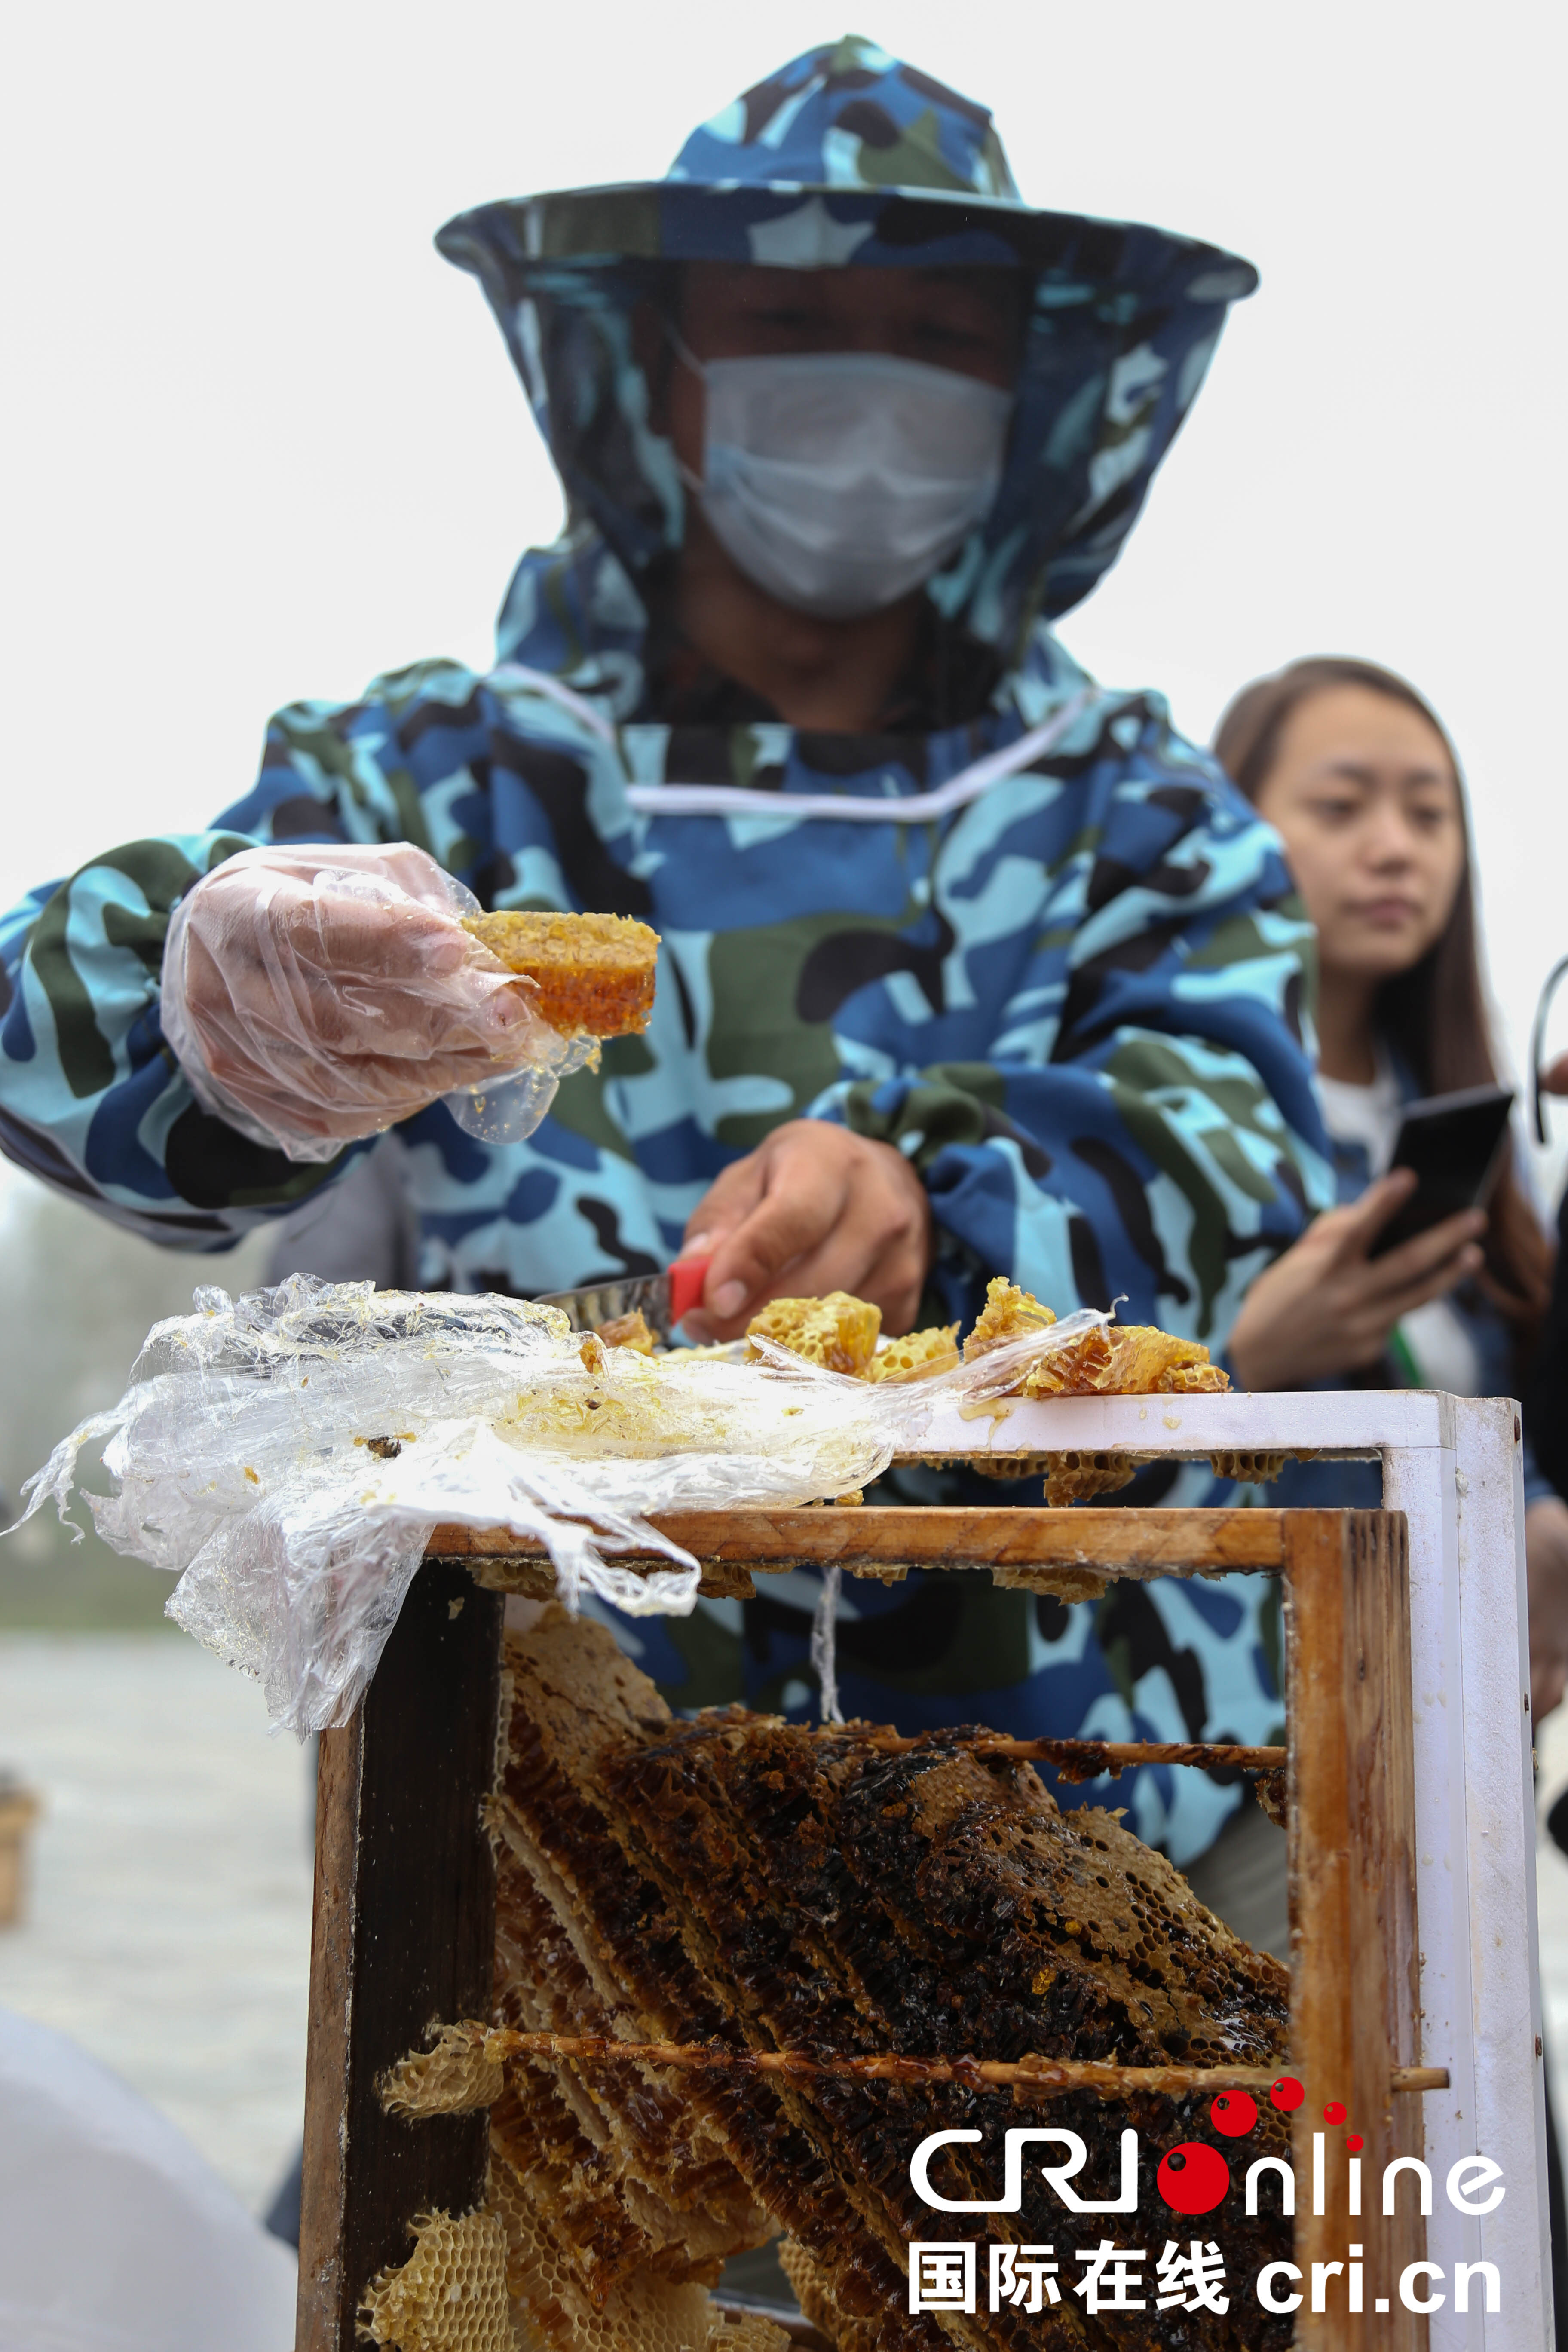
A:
[1316,1050,1403,1176]
[1314,1056,1482,1396]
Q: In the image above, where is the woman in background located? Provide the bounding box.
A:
[1185,655,1568,1960]
[1222,660,1544,1387]
[1218,659,1566,1632]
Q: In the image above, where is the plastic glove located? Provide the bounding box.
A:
[160,843,568,1162]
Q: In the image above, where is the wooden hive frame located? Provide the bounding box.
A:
[294,1389,1548,2352]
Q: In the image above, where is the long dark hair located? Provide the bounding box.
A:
[1213,655,1551,1352]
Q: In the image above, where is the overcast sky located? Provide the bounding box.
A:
[4,0,1567,1188]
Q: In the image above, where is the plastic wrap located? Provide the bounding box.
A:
[7,1277,1110,1735]
[159,842,597,1162]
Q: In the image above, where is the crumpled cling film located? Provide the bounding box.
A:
[5,1277,1110,1736]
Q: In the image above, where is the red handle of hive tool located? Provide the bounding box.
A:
[668,1255,711,1326]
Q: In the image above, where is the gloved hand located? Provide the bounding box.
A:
[160,844,555,1161]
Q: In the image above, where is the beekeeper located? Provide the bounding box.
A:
[0,39,1329,1886]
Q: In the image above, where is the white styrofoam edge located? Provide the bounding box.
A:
[906,1385,1457,1460]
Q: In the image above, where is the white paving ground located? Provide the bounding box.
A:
[0,1633,314,2217]
[0,1628,1566,2226]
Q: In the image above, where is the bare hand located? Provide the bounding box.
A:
[679,1120,934,1341]
[1226,1168,1486,1391]
[1528,1495,1568,1723]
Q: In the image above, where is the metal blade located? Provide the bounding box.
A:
[532,1270,674,1340]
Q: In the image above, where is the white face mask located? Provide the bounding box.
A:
[678,347,1013,619]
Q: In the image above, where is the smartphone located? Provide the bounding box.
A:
[1366,1083,1514,1258]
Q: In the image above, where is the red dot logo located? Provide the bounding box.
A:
[1269,2076,1305,2112]
[1209,2090,1258,2138]
[1347,2133,1365,2153]
[1323,2101,1348,2125]
[1157,2142,1231,2214]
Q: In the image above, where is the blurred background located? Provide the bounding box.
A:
[2,0,1566,2227]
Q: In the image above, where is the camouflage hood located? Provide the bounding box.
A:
[436,35,1257,684]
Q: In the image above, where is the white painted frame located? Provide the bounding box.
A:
[906,1387,1549,2350]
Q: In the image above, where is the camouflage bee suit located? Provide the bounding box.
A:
[0,39,1332,1861]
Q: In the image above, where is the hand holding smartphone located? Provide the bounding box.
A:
[1366,1083,1513,1259]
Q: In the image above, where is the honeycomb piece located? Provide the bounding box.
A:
[1017,1323,1117,1396]
[865,1324,959,1384]
[491,2074,685,2313]
[1039,1448,1138,1506]
[1013,1322,1229,1400]
[1210,1448,1285,1482]
[1102,1325,1230,1394]
[988,1561,1109,1603]
[1253,1766,1289,1830]
[358,2206,514,2351]
[961,1276,1056,1358]
[592,1308,657,1354]
[777,2241,879,2352]
[967,1452,1053,1481]
[462,911,660,1038]
[704,2319,791,2352]
[383,2022,505,2116]
[490,1862,764,2257]
[745,1293,881,1378]
[489,2154,776,2352]
[958,1280,1231,1400]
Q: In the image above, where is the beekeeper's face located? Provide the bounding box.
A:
[652,264,1026,622]
[663,263,1023,477]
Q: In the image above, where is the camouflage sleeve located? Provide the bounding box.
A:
[818,717,1333,1348]
[0,830,352,1246]
[0,659,492,1244]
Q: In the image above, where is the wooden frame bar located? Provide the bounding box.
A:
[297,1560,504,2352]
[1285,1510,1423,2348]
[432,1503,1285,1587]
